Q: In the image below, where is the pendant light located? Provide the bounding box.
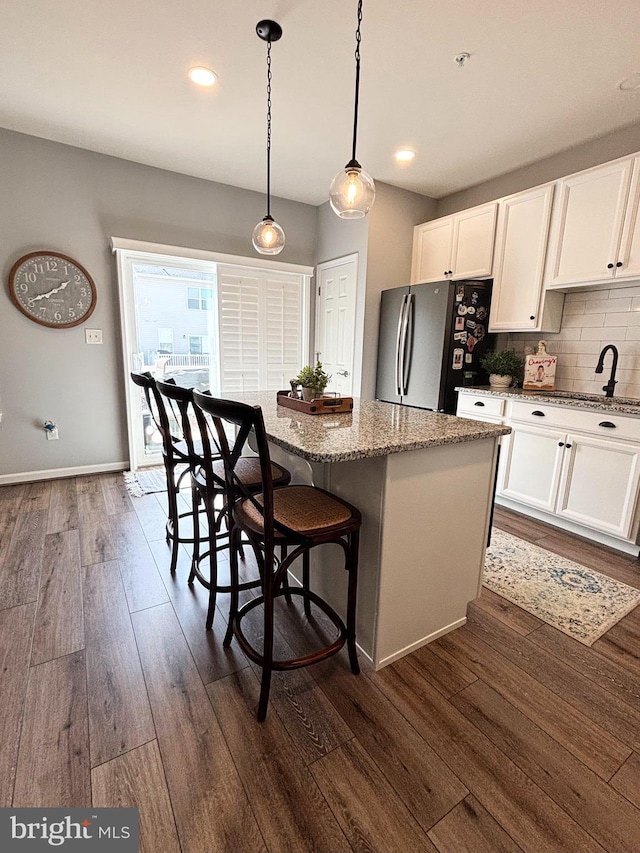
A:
[329,0,375,219]
[252,19,285,255]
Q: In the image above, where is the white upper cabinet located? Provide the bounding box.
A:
[410,217,452,283]
[617,154,640,281]
[489,183,563,333]
[545,156,635,288]
[411,202,497,284]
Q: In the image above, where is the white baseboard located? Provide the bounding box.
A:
[0,461,129,486]
[373,616,468,670]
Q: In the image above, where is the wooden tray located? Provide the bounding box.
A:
[277,391,354,415]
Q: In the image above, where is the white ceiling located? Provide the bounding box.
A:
[2,0,640,206]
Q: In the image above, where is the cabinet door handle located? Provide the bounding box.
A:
[530,315,535,320]
[558,441,565,447]
[607,263,614,269]
[599,421,616,428]
[616,261,623,268]
[531,410,545,416]
[448,270,453,276]
[565,443,572,448]
[474,401,485,407]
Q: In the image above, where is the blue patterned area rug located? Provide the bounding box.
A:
[484,529,640,645]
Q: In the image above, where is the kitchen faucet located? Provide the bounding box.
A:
[595,344,619,398]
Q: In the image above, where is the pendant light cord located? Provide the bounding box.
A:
[266,40,273,217]
[351,0,363,164]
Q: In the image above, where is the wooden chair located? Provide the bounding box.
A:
[157,383,290,623]
[130,371,199,575]
[192,390,361,722]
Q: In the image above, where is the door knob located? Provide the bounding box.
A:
[337,370,349,377]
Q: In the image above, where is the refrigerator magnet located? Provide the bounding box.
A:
[454,331,468,342]
[455,316,465,331]
[465,353,473,364]
[476,306,487,320]
[456,285,465,302]
[467,336,477,352]
[452,348,464,369]
[475,324,485,341]
[466,319,476,330]
[471,291,479,304]
[457,305,468,315]
[467,306,476,315]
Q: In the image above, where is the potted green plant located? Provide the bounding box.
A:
[295,361,331,401]
[480,349,523,389]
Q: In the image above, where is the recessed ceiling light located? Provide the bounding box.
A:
[618,73,640,91]
[395,149,416,162]
[188,66,218,87]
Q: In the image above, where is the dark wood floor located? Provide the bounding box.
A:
[1,474,640,853]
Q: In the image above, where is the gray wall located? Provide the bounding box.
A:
[361,183,436,399]
[0,128,317,479]
[437,121,640,216]
[314,182,435,400]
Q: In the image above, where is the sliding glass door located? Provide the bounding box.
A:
[114,241,311,469]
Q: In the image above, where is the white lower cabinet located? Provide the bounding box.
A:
[499,424,565,511]
[497,406,640,543]
[456,390,640,550]
[556,433,640,539]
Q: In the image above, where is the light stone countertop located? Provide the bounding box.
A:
[228,393,510,463]
[456,386,640,417]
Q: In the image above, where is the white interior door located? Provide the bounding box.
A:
[315,255,358,397]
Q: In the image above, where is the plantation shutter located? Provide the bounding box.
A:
[264,274,304,390]
[217,270,260,393]
[217,265,305,393]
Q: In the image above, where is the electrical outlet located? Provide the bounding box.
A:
[46,427,59,440]
[85,329,103,344]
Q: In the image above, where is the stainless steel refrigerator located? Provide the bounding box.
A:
[375,280,495,414]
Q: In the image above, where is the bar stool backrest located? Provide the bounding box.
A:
[155,379,200,465]
[130,371,178,460]
[192,391,288,549]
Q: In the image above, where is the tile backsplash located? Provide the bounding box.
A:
[505,282,640,398]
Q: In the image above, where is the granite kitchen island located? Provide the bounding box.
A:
[234,394,510,668]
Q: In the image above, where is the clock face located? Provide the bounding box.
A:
[8,251,96,328]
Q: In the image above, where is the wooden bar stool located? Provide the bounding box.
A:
[192,390,361,722]
[158,383,290,627]
[130,371,200,575]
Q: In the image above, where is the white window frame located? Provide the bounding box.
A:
[188,334,210,355]
[187,286,213,311]
[112,237,313,470]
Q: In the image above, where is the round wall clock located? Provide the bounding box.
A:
[8,251,97,328]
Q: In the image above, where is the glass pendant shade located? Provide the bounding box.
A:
[329,161,376,219]
[253,20,285,255]
[252,215,285,254]
[330,1,375,219]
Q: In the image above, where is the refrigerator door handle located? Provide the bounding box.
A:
[399,294,413,396]
[395,294,408,395]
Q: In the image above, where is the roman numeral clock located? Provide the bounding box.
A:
[8,251,96,328]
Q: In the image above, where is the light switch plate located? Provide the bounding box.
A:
[85,329,103,344]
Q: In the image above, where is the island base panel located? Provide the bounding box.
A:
[270,438,498,669]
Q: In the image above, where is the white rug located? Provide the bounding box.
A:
[484,529,640,645]
[123,467,167,497]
